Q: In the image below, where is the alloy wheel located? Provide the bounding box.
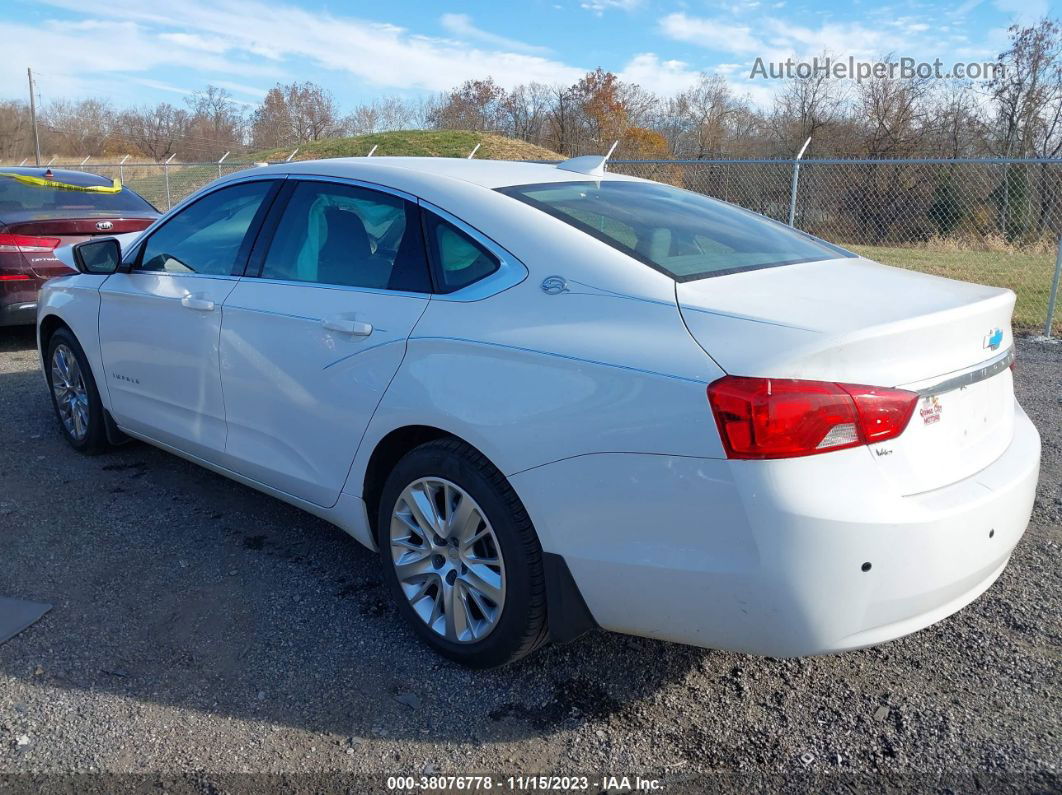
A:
[51,344,90,440]
[389,477,506,643]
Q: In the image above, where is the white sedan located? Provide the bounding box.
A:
[38,156,1040,667]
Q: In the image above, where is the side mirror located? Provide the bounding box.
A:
[73,238,121,275]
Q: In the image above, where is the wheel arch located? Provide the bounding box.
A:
[38,313,71,356]
[362,424,471,541]
[359,423,597,645]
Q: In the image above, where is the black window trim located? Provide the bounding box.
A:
[123,176,284,277]
[416,199,527,301]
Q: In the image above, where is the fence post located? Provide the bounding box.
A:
[217,151,230,178]
[787,137,811,227]
[164,153,177,210]
[119,154,129,183]
[1045,235,1062,339]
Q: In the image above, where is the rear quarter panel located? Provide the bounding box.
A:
[345,232,728,496]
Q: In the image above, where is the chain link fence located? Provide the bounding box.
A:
[611,158,1062,336]
[16,157,1061,335]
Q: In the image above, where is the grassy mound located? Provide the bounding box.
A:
[251,130,562,162]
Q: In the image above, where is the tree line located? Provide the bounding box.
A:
[1,18,1059,164]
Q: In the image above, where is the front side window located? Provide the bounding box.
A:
[423,212,499,293]
[260,181,430,292]
[497,180,853,281]
[138,180,273,275]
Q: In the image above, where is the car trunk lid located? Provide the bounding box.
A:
[1,216,154,278]
[677,257,1017,493]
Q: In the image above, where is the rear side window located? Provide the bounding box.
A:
[259,181,430,292]
[423,212,499,293]
[138,180,273,275]
[497,180,853,280]
[0,174,156,215]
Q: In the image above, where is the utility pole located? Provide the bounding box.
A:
[27,67,41,166]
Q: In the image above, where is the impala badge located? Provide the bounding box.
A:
[541,276,569,295]
[96,221,113,231]
[983,328,1003,350]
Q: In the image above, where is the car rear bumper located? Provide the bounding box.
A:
[510,401,1040,657]
[0,281,39,326]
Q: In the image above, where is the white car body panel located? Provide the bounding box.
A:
[35,156,1041,658]
[99,272,238,462]
[220,278,429,507]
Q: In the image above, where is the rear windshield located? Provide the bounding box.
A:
[0,176,156,215]
[496,180,853,280]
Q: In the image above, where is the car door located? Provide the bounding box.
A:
[98,178,279,462]
[219,178,433,507]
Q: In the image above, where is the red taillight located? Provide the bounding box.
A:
[0,273,33,280]
[707,375,917,459]
[0,233,61,253]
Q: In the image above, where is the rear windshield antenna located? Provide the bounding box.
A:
[556,140,620,177]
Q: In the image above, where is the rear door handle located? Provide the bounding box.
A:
[322,317,373,336]
[181,295,215,312]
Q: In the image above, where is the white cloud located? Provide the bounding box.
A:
[660,11,954,63]
[439,13,551,56]
[581,0,642,16]
[211,80,268,98]
[994,0,1048,24]
[619,53,702,95]
[29,0,585,94]
[157,32,233,54]
[659,13,764,55]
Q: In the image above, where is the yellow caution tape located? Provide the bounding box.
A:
[0,172,123,194]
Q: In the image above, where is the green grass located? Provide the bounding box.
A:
[848,244,1059,334]
[249,130,562,163]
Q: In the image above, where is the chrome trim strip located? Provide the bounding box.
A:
[124,271,239,281]
[915,347,1014,396]
[418,199,529,301]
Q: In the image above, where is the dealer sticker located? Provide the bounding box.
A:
[919,395,942,425]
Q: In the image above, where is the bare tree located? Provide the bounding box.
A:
[661,74,742,158]
[41,98,115,156]
[500,82,552,144]
[988,18,1062,158]
[429,78,507,132]
[251,82,341,148]
[185,86,245,158]
[117,103,192,161]
[768,67,849,156]
[0,101,31,161]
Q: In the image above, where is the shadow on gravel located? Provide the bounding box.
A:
[0,326,37,353]
[0,366,704,743]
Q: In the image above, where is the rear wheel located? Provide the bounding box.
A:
[46,328,107,455]
[377,439,548,668]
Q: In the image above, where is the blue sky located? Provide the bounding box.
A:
[4,0,1053,112]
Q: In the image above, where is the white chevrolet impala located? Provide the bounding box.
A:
[38,156,1040,667]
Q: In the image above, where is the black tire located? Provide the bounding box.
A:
[377,438,548,668]
[45,327,108,455]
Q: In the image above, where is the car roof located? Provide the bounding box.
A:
[0,167,116,187]
[265,157,640,190]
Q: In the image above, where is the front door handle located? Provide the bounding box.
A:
[181,295,215,312]
[322,317,373,336]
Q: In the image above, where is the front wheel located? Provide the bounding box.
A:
[45,327,108,455]
[377,439,548,668]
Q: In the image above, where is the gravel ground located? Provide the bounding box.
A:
[0,325,1059,791]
